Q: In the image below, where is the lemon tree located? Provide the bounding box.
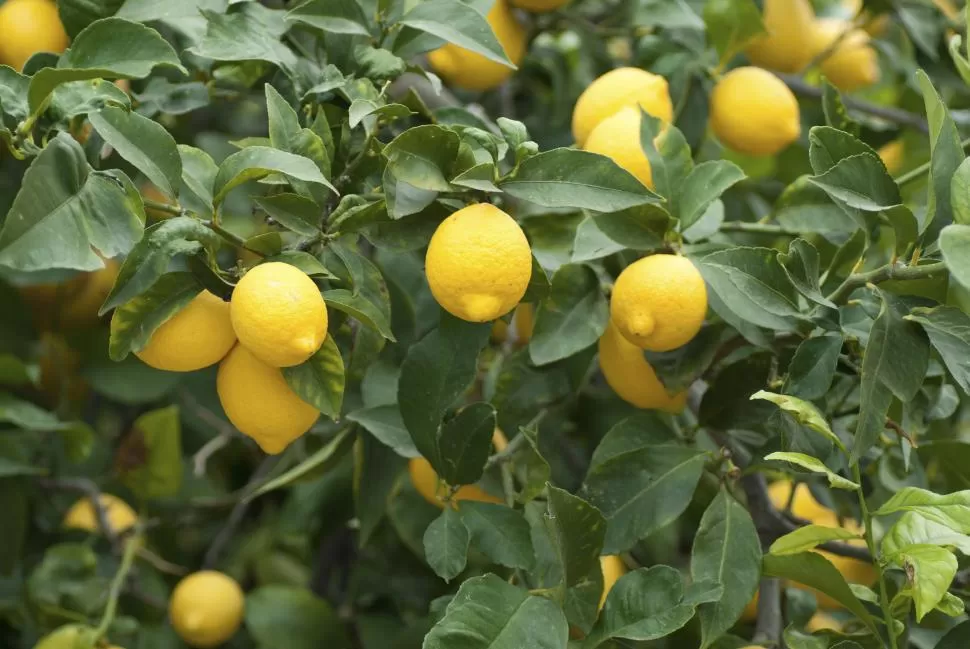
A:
[4,0,970,648]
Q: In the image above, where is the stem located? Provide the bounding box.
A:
[895,137,970,187]
[851,463,899,649]
[205,221,265,257]
[336,131,377,192]
[93,534,140,641]
[142,197,182,216]
[826,261,948,304]
[719,221,802,236]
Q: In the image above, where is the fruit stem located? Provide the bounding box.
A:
[93,533,141,641]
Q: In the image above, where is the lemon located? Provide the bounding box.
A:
[124,290,236,373]
[169,571,245,648]
[584,106,654,188]
[806,611,843,631]
[491,303,534,344]
[60,259,119,328]
[811,19,879,92]
[427,0,526,92]
[572,67,673,147]
[741,592,759,621]
[598,321,686,413]
[745,0,817,73]
[510,0,569,12]
[599,555,626,609]
[767,481,838,525]
[710,66,801,157]
[33,624,98,649]
[62,494,138,535]
[217,344,319,454]
[230,262,328,368]
[0,0,69,71]
[410,429,507,507]
[877,139,905,176]
[425,203,532,322]
[610,254,707,352]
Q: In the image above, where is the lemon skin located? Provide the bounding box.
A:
[710,67,801,157]
[62,494,138,535]
[584,106,654,189]
[230,262,328,368]
[878,139,905,176]
[427,0,526,92]
[811,18,880,92]
[745,0,817,73]
[510,0,570,11]
[169,571,245,648]
[806,611,843,631]
[572,67,673,147]
[217,344,319,454]
[0,0,69,71]
[125,290,236,372]
[599,555,626,609]
[425,203,532,323]
[598,321,686,413]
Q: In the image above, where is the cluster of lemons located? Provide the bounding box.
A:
[117,261,328,455]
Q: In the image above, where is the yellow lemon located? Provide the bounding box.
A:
[60,259,119,328]
[806,611,843,631]
[33,624,98,649]
[124,290,236,372]
[584,106,654,188]
[811,19,879,92]
[427,0,526,92]
[767,481,839,525]
[0,0,68,71]
[710,66,801,157]
[745,0,817,73]
[425,203,532,322]
[572,67,673,147]
[62,494,138,535]
[877,139,905,176]
[742,592,759,621]
[410,429,508,507]
[510,0,569,11]
[169,571,245,648]
[230,262,328,368]
[598,321,686,413]
[610,254,707,352]
[599,555,626,609]
[491,304,535,344]
[217,344,319,454]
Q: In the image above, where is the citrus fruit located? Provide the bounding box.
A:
[510,0,570,11]
[745,0,817,73]
[169,571,245,648]
[425,203,532,322]
[710,66,801,157]
[60,259,119,328]
[230,262,328,368]
[742,592,759,621]
[878,139,905,176]
[610,254,707,352]
[217,344,319,454]
[572,67,673,146]
[598,320,687,413]
[806,611,843,631]
[811,18,879,92]
[33,624,98,649]
[767,481,839,525]
[584,106,654,188]
[427,0,526,92]
[491,303,534,344]
[0,0,69,71]
[62,494,138,535]
[125,290,236,373]
[410,429,508,507]
[599,555,626,609]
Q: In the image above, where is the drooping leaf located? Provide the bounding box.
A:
[764,452,859,490]
[770,525,862,555]
[907,305,970,394]
[528,264,608,366]
[751,391,842,450]
[282,336,345,419]
[423,507,470,582]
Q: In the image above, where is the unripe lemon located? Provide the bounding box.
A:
[510,0,570,12]
[811,19,879,92]
[0,0,69,71]
[169,571,244,648]
[877,139,905,175]
[572,67,673,147]
[123,290,236,372]
[599,555,626,609]
[60,259,119,328]
[33,624,98,649]
[62,494,138,535]
[710,67,801,157]
[584,106,654,188]
[425,203,532,322]
[217,344,319,454]
[410,429,508,507]
[745,0,817,73]
[598,321,686,413]
[610,254,707,352]
[230,262,328,368]
[427,0,526,92]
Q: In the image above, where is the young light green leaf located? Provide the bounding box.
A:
[882,511,970,557]
[423,507,470,582]
[751,391,842,450]
[874,487,970,533]
[886,544,957,621]
[917,70,966,241]
[765,452,859,490]
[703,0,766,65]
[282,336,345,420]
[769,525,862,555]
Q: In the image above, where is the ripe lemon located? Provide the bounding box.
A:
[427,0,526,92]
[877,139,904,175]
[425,203,532,322]
[33,624,98,649]
[806,611,843,631]
[811,19,879,92]
[124,290,236,373]
[598,321,686,413]
[572,67,673,147]
[230,262,328,368]
[490,303,534,344]
[741,592,759,621]
[710,66,801,157]
[610,254,707,352]
[599,555,626,609]
[510,0,569,12]
[410,429,507,507]
[62,494,138,535]
[584,106,654,188]
[0,0,69,71]
[169,571,245,648]
[745,0,817,73]
[217,344,319,454]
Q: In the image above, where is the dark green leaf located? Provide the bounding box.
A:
[189,3,296,69]
[784,333,843,400]
[546,485,607,588]
[594,204,672,251]
[246,586,350,649]
[437,403,495,486]
[639,114,693,201]
[937,620,970,648]
[356,431,406,546]
[459,501,535,570]
[108,272,202,362]
[178,145,218,213]
[778,238,835,308]
[907,305,970,394]
[282,336,345,419]
[324,289,395,340]
[247,429,355,500]
[286,0,371,36]
[213,146,336,206]
[399,0,514,66]
[821,79,860,136]
[424,507,470,582]
[809,153,901,211]
[676,160,744,230]
[382,125,460,192]
[528,264,608,366]
[89,106,182,199]
[347,405,418,458]
[644,324,727,393]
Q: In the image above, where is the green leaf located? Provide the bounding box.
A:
[324,289,395,340]
[436,402,495,486]
[941,224,970,289]
[58,0,126,39]
[808,153,901,211]
[545,485,607,589]
[424,507,470,582]
[247,429,356,501]
[28,18,186,113]
[356,430,406,546]
[213,146,337,206]
[424,574,568,649]
[951,158,970,225]
[347,405,418,457]
[936,620,970,649]
[51,79,131,120]
[703,0,766,65]
[770,525,862,555]
[676,160,745,230]
[882,512,970,557]
[906,306,970,394]
[399,0,514,66]
[751,391,842,450]
[282,336,345,420]
[459,501,535,570]
[177,145,218,213]
[639,114,693,201]
[820,79,859,136]
[0,393,61,432]
[189,3,296,69]
[784,333,843,400]
[778,238,835,308]
[499,149,660,212]
[764,452,859,490]
[594,204,672,251]
[874,487,970,534]
[808,125,878,175]
[119,405,182,500]
[0,134,144,272]
[107,272,203,362]
[690,489,762,649]
[246,586,350,649]
[528,264,608,366]
[917,70,966,240]
[887,544,957,621]
[382,125,460,192]
[286,0,371,36]
[133,79,210,118]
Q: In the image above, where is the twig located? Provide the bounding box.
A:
[752,577,783,646]
[895,137,970,187]
[885,418,916,447]
[719,221,802,236]
[93,532,140,642]
[38,477,121,550]
[141,197,182,217]
[826,261,948,304]
[193,430,234,477]
[203,456,277,569]
[137,546,189,576]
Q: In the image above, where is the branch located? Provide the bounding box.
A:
[719,221,802,236]
[193,430,233,477]
[38,477,121,550]
[826,261,948,304]
[141,198,182,217]
[203,456,276,569]
[752,577,783,646]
